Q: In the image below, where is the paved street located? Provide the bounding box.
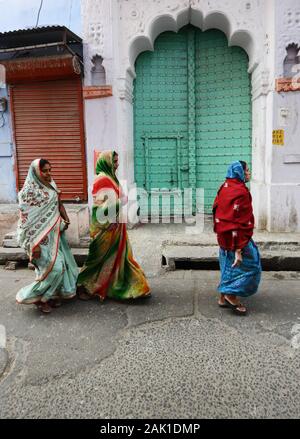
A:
[0,267,300,419]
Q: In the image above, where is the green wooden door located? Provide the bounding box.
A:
[134,26,251,217]
[195,30,252,211]
[134,28,190,218]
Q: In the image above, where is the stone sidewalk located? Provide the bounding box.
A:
[1,223,300,276]
[0,268,300,419]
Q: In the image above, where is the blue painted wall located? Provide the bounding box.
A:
[0,87,16,202]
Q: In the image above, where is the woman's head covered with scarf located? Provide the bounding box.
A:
[225,160,246,182]
[17,158,60,258]
[95,150,119,185]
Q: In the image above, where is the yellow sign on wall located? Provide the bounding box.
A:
[272,129,284,145]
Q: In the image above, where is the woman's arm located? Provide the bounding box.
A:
[59,201,70,229]
[232,248,243,268]
[231,230,243,268]
[93,188,120,223]
[32,245,41,260]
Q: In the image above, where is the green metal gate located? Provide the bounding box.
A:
[134,26,251,217]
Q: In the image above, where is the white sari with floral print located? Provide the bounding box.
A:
[16,159,78,304]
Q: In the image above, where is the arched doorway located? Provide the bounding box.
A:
[133,25,251,217]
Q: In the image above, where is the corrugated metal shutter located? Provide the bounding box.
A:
[11,77,87,201]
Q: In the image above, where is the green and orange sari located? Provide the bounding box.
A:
[77,151,150,301]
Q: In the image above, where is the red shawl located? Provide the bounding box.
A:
[213,178,254,250]
[92,175,120,197]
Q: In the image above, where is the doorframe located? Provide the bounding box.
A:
[112,7,269,229]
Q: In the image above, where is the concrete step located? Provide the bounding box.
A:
[3,232,92,249]
[162,245,300,271]
[1,203,90,248]
[0,247,29,263]
[0,247,88,267]
[2,232,19,248]
[78,236,90,248]
[162,237,300,251]
[1,244,300,272]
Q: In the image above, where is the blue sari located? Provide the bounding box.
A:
[218,239,261,297]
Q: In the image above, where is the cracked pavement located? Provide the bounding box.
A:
[0,268,300,419]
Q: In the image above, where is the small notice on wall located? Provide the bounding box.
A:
[272,129,284,145]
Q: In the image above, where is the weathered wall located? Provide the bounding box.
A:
[0,87,16,203]
[0,0,82,204]
[267,0,300,231]
[81,0,300,230]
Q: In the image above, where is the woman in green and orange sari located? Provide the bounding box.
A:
[77,151,150,301]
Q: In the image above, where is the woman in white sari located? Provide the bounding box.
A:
[16,159,78,313]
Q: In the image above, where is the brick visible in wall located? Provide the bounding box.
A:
[83,85,112,99]
[276,77,300,92]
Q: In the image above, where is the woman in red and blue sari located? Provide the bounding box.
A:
[213,161,261,315]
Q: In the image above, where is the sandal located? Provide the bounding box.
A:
[78,292,92,301]
[140,292,152,299]
[218,301,228,308]
[224,297,247,315]
[77,286,92,301]
[49,299,62,308]
[218,295,228,308]
[36,302,52,314]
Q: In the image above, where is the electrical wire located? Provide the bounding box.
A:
[35,0,44,28]
[69,0,73,29]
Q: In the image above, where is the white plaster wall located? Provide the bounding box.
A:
[250,0,274,229]
[272,91,300,184]
[116,0,264,75]
[81,0,300,231]
[267,0,300,231]
[274,0,300,77]
[83,97,118,206]
[82,0,114,85]
[269,185,300,232]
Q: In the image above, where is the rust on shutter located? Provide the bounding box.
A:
[10,77,87,201]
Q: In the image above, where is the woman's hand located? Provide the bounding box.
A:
[107,222,118,232]
[32,245,41,260]
[62,220,70,231]
[232,249,243,268]
[59,201,70,227]
[93,196,104,207]
[120,195,128,206]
